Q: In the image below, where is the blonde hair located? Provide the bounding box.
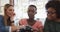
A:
[4,4,13,26]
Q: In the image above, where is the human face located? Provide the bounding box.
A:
[6,6,15,17]
[47,7,57,20]
[27,7,37,19]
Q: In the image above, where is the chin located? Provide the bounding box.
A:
[8,15,11,17]
[48,17,53,20]
[29,18,33,19]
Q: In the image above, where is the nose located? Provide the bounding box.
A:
[29,12,34,16]
[11,9,14,12]
[11,10,15,15]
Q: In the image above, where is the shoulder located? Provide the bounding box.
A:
[36,20,42,24]
[0,15,4,24]
[35,20,43,28]
[0,15,4,20]
[35,20,43,26]
[0,15,3,18]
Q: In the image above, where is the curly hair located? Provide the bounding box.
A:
[29,5,37,10]
[45,1,60,18]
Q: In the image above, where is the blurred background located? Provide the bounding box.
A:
[0,0,48,26]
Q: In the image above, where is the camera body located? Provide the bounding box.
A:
[19,26,33,32]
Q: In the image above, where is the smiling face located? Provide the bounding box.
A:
[47,7,57,20]
[27,6,37,19]
[5,6,15,17]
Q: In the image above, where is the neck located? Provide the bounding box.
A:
[28,18,34,22]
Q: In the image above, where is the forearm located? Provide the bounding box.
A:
[39,28,43,32]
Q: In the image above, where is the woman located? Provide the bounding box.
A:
[4,4,15,26]
[0,4,19,32]
[19,5,43,32]
[44,1,60,32]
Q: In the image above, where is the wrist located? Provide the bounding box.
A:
[11,21,14,23]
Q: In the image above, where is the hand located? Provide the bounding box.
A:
[11,25,17,32]
[10,13,15,21]
[16,25,26,32]
[33,28,43,32]
[32,28,39,32]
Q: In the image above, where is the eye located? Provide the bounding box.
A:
[9,9,14,11]
[47,11,56,14]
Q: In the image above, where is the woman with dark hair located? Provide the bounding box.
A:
[19,5,43,32]
[44,1,60,32]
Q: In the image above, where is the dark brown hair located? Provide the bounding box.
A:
[29,5,37,10]
[45,1,60,18]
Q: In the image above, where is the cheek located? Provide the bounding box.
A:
[48,14,56,20]
[6,11,11,16]
[52,14,57,18]
[47,14,54,20]
[47,15,52,20]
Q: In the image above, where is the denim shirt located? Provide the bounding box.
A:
[0,15,9,32]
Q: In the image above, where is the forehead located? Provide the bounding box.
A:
[7,6,14,9]
[47,7,56,12]
[28,7,36,11]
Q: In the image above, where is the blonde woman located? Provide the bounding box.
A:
[0,4,19,32]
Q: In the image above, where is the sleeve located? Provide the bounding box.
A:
[37,21,43,29]
[36,21,43,32]
[9,26,11,32]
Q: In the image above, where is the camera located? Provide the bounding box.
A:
[19,26,33,32]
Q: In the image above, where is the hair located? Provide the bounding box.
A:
[4,4,13,11]
[4,4,13,26]
[45,1,60,18]
[49,0,60,1]
[29,5,37,10]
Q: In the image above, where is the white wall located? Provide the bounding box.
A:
[14,0,48,26]
[0,0,48,26]
[0,0,9,15]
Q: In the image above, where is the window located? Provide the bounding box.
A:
[0,0,9,15]
[14,0,48,25]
